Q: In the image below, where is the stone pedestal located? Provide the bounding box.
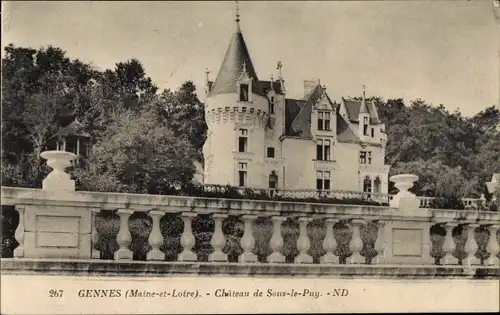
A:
[384,174,431,265]
[389,174,419,209]
[40,151,76,192]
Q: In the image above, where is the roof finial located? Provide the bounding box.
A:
[362,84,366,98]
[235,1,240,23]
[205,68,211,82]
[242,60,247,74]
[277,61,283,79]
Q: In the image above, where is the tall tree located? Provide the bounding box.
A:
[161,81,207,162]
[75,107,197,194]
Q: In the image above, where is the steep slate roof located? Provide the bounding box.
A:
[282,84,363,143]
[336,114,360,143]
[342,98,381,124]
[284,98,305,135]
[208,22,261,97]
[287,85,324,138]
[256,80,284,95]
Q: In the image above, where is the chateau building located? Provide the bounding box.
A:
[202,12,390,194]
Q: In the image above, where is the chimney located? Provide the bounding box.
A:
[303,80,317,98]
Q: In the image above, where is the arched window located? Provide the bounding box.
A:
[374,176,381,193]
[269,171,278,189]
[363,176,372,193]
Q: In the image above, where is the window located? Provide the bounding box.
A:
[238,129,248,152]
[239,84,249,101]
[316,171,331,190]
[316,139,331,161]
[316,140,323,160]
[371,128,374,137]
[318,111,331,131]
[238,162,247,187]
[363,176,372,193]
[270,96,275,114]
[269,171,278,189]
[267,147,275,158]
[374,176,381,193]
[368,151,372,164]
[360,151,367,164]
[363,117,369,136]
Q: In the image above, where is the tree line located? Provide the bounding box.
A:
[1,44,499,198]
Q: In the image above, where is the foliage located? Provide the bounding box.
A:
[1,44,206,191]
[375,98,500,198]
[75,109,197,194]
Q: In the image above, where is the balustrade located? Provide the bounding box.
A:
[373,220,386,265]
[91,209,100,259]
[295,217,313,264]
[268,216,286,263]
[115,209,134,260]
[486,225,500,266]
[1,171,499,277]
[147,210,166,261]
[178,212,197,261]
[441,222,458,265]
[348,219,365,264]
[239,215,257,263]
[209,213,228,262]
[320,218,338,264]
[464,223,479,267]
[13,205,24,258]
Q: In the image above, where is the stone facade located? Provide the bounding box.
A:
[202,17,390,193]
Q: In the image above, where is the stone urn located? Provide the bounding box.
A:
[389,174,419,209]
[40,150,77,192]
[486,173,499,201]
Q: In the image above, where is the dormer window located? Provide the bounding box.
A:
[239,84,249,101]
[318,111,331,131]
[270,96,275,114]
[363,117,369,136]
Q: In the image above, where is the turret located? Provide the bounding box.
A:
[203,3,270,187]
[358,85,371,139]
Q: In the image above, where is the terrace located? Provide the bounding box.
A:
[1,151,499,279]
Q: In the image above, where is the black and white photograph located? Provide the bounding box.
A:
[1,1,499,314]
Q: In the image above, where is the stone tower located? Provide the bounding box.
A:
[203,8,286,188]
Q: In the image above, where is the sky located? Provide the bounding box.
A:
[2,1,499,117]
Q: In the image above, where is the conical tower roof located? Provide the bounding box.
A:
[208,20,259,97]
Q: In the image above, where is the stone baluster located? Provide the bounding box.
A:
[348,219,365,264]
[463,223,479,267]
[114,209,134,260]
[14,205,25,258]
[268,216,286,263]
[442,223,458,265]
[295,217,313,264]
[147,210,165,261]
[486,224,500,266]
[240,215,257,263]
[373,220,386,265]
[91,209,100,259]
[179,212,197,261]
[209,213,228,262]
[321,218,338,264]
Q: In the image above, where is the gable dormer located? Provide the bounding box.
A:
[237,61,254,103]
[313,85,335,132]
[358,88,370,138]
[267,75,276,115]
